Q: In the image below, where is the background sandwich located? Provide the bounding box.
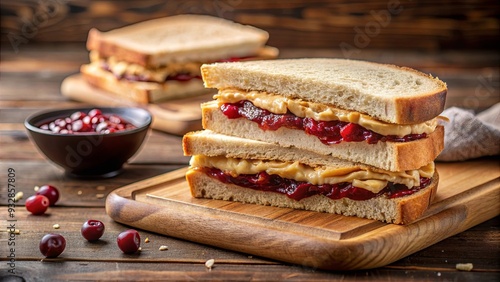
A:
[80,14,278,104]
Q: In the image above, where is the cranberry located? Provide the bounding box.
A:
[95,122,109,133]
[107,115,121,124]
[25,195,49,215]
[340,123,365,142]
[88,108,102,118]
[38,108,136,134]
[220,104,240,119]
[117,229,141,254]
[70,111,86,121]
[36,185,60,206]
[39,233,66,258]
[81,220,105,241]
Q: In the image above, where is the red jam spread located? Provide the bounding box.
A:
[39,108,136,134]
[200,167,431,201]
[126,72,201,82]
[220,101,427,145]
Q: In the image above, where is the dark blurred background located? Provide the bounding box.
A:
[1,0,499,51]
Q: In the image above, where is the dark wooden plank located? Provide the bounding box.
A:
[1,211,498,281]
[1,207,269,261]
[0,161,185,207]
[3,261,499,282]
[1,0,498,50]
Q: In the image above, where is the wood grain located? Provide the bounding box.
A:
[1,203,498,280]
[1,0,498,50]
[105,159,500,270]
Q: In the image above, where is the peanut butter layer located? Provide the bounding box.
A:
[190,155,435,193]
[215,88,439,137]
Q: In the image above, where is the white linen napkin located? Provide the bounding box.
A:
[436,103,500,161]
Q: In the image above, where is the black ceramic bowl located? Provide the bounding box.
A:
[25,107,152,178]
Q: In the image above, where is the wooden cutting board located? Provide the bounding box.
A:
[106,159,500,270]
[61,74,214,135]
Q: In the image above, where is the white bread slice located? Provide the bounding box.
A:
[81,64,212,104]
[87,14,273,67]
[201,101,444,171]
[186,168,438,224]
[183,130,355,168]
[201,58,447,124]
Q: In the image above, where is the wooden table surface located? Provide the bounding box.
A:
[0,44,499,281]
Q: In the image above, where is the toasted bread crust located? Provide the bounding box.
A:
[201,102,444,171]
[182,130,358,168]
[201,59,447,124]
[397,171,438,224]
[186,168,439,224]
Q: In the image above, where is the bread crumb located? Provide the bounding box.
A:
[205,259,215,271]
[7,229,20,234]
[34,186,39,192]
[456,263,473,271]
[158,245,168,251]
[144,237,150,243]
[53,224,60,229]
[77,190,83,195]
[96,186,106,191]
[96,193,105,199]
[14,191,23,202]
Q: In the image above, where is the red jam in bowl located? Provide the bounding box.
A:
[220,101,427,145]
[38,108,136,134]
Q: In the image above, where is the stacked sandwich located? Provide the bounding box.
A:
[183,58,447,224]
[80,14,278,104]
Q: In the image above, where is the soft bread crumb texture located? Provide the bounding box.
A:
[183,130,359,168]
[201,58,447,124]
[456,263,473,271]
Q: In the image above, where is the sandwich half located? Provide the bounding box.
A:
[200,58,447,171]
[81,14,279,104]
[183,130,438,224]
